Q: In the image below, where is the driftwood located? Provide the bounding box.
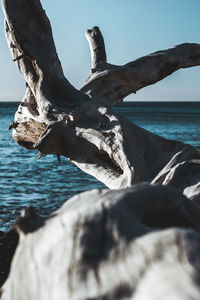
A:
[1,0,200,299]
[2,0,200,190]
[1,185,200,299]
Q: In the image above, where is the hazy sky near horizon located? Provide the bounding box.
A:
[0,0,200,102]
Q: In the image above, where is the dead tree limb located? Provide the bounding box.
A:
[81,26,200,106]
[2,0,87,113]
[1,2,200,298]
[85,26,107,71]
[2,0,200,190]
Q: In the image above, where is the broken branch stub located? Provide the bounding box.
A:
[2,0,200,190]
[85,26,107,72]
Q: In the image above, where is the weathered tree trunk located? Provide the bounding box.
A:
[1,1,200,299]
[1,184,200,300]
[2,0,200,190]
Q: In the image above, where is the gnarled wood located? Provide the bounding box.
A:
[2,0,200,191]
[82,26,200,106]
[2,185,200,299]
[2,0,88,124]
[1,1,200,298]
[12,118,46,149]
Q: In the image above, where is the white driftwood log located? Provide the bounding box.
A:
[1,184,200,300]
[1,1,200,298]
[2,0,200,190]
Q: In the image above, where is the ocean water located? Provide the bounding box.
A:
[0,101,200,231]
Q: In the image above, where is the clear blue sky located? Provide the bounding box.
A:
[0,0,200,101]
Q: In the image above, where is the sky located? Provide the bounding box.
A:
[0,0,200,102]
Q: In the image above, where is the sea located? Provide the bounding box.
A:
[0,101,200,231]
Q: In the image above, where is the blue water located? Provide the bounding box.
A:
[0,101,200,231]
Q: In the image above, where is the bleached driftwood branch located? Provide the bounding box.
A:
[85,26,107,71]
[2,0,200,188]
[1,1,200,299]
[2,0,200,190]
[82,26,200,106]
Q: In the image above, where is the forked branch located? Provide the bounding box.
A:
[2,0,200,191]
[82,27,200,106]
